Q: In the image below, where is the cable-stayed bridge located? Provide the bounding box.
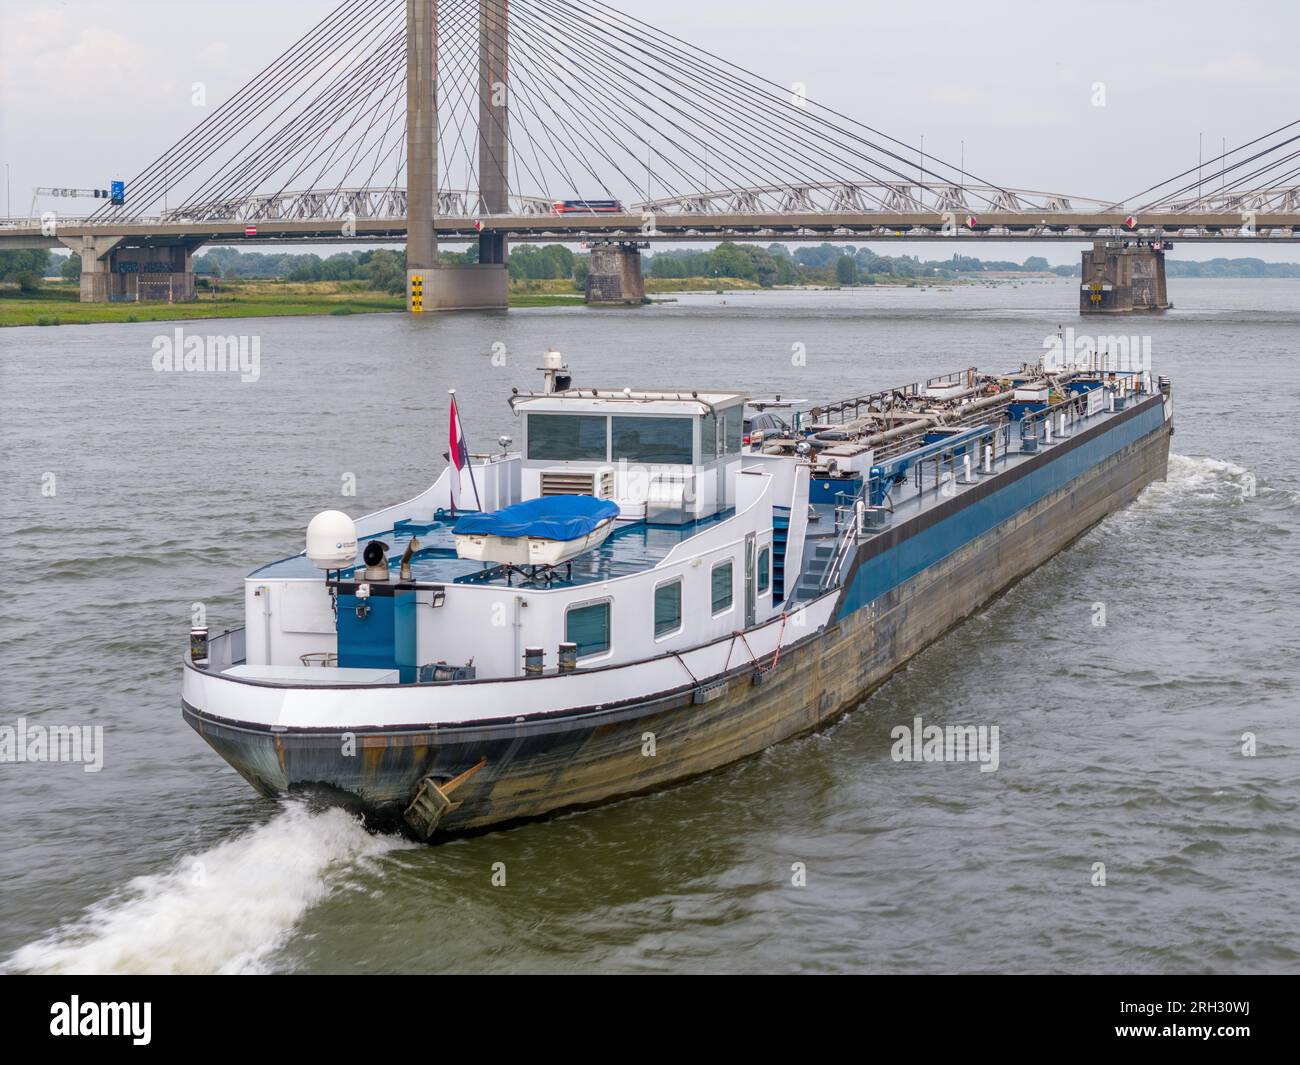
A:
[3,0,1298,311]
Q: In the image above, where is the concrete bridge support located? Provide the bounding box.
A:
[61,236,197,302]
[477,0,509,269]
[405,0,438,311]
[425,265,509,310]
[60,235,122,302]
[405,0,508,312]
[586,243,646,305]
[1080,240,1170,314]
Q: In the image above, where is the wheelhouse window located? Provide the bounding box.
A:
[612,416,694,465]
[758,547,770,595]
[566,600,611,658]
[654,579,683,638]
[700,410,718,461]
[527,414,608,461]
[711,560,733,615]
[722,408,743,454]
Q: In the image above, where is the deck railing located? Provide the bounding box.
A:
[1018,383,1113,450]
[868,423,1003,507]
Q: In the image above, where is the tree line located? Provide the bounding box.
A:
[646,244,1062,286]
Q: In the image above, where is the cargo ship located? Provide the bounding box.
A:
[182,348,1172,839]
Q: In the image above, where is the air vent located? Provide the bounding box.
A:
[540,467,614,499]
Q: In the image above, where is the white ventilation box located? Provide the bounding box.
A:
[539,466,614,498]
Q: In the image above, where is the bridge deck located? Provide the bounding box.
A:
[4,210,1298,247]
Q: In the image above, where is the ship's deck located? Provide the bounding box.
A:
[251,507,735,588]
[251,388,1151,594]
[867,394,1141,530]
[779,389,1152,603]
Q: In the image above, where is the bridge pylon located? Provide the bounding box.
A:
[406,0,508,313]
[477,0,509,267]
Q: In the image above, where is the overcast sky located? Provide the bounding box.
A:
[3,0,1296,263]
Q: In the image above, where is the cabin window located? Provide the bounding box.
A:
[527,414,608,461]
[612,416,694,465]
[722,408,743,454]
[700,411,718,461]
[711,560,733,614]
[758,547,770,595]
[654,579,683,638]
[566,600,611,658]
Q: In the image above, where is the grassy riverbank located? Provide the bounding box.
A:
[0,279,404,327]
[0,277,673,324]
[0,271,1009,326]
[0,277,610,325]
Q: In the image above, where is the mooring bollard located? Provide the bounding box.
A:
[558,642,578,673]
[524,646,545,676]
[190,626,209,667]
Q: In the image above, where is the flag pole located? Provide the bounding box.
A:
[450,389,484,512]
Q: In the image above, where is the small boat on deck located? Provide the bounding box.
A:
[181,347,1172,840]
[452,496,620,566]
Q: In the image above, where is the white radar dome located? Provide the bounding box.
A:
[542,347,564,370]
[306,510,358,569]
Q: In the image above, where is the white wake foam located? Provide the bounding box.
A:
[6,804,409,975]
[1168,453,1251,494]
[1164,453,1298,507]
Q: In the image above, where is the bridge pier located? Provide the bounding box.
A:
[61,236,197,302]
[423,264,509,310]
[586,242,646,305]
[60,235,121,302]
[1080,240,1170,314]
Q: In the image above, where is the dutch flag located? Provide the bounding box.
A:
[448,390,481,514]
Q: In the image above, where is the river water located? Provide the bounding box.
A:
[1,277,1297,974]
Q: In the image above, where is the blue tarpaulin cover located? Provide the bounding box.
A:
[452,496,620,541]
